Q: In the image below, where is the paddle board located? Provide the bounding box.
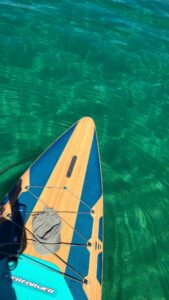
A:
[0,117,103,300]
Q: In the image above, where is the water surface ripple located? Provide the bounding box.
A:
[0,0,169,299]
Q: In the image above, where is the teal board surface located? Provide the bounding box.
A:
[0,255,73,300]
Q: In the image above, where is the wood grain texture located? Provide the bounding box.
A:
[83,196,103,300]
[24,117,95,271]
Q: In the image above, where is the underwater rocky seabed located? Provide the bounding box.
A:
[0,0,169,299]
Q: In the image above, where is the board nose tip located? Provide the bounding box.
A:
[79,116,96,128]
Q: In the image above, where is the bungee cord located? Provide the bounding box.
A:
[0,183,94,285]
[26,187,90,243]
[6,214,87,284]
[26,185,94,212]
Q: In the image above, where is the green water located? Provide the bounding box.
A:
[0,0,169,299]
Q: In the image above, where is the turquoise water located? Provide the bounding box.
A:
[0,0,169,299]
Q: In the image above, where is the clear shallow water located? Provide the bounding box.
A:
[0,0,169,299]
